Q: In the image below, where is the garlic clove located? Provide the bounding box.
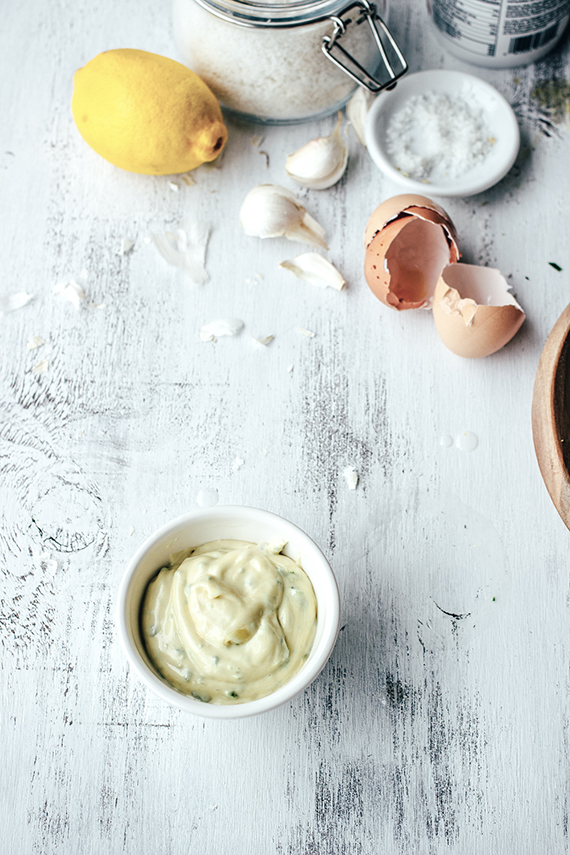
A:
[280,253,345,291]
[239,184,328,249]
[346,87,375,147]
[285,113,349,190]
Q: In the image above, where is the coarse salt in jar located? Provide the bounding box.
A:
[173,0,407,123]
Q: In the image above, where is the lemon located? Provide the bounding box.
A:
[71,49,228,175]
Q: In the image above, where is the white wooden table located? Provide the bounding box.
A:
[2,0,570,852]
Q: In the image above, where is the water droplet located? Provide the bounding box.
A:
[439,434,453,448]
[455,431,478,452]
[196,488,219,508]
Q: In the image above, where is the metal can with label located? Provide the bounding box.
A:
[427,0,570,68]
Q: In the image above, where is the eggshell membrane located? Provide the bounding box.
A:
[364,194,458,249]
[365,214,459,310]
[433,263,525,358]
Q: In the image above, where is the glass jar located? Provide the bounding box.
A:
[173,0,406,123]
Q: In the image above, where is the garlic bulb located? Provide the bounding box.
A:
[239,184,328,250]
[280,253,345,291]
[346,87,375,147]
[285,113,349,190]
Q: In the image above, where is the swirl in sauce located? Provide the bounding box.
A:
[141,539,317,704]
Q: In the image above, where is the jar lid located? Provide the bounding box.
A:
[193,0,384,27]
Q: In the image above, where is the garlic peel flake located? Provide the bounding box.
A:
[347,88,374,147]
[27,336,45,350]
[53,279,86,309]
[239,184,328,250]
[200,318,244,342]
[0,292,34,314]
[150,219,210,284]
[286,113,349,190]
[280,253,345,290]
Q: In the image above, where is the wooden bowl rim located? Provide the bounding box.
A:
[531,302,570,530]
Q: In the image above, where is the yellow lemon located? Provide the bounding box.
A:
[71,49,228,175]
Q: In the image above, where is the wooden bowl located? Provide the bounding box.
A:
[532,303,570,531]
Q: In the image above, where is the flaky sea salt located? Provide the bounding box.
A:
[343,466,359,490]
[386,91,495,182]
[173,0,375,121]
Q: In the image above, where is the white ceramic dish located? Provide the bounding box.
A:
[117,506,340,719]
[364,69,520,197]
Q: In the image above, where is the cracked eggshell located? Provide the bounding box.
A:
[364,195,460,311]
[433,263,525,358]
[364,194,459,249]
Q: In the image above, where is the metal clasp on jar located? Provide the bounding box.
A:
[322,0,407,92]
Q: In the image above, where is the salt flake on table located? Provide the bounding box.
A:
[200,318,244,342]
[232,457,245,471]
[253,334,274,346]
[0,292,34,314]
[296,327,316,337]
[53,279,86,309]
[197,488,219,507]
[150,219,210,284]
[343,466,359,490]
[119,238,135,255]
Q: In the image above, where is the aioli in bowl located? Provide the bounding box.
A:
[141,538,317,704]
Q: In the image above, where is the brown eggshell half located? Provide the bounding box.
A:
[433,263,525,358]
[365,213,459,311]
[364,194,458,250]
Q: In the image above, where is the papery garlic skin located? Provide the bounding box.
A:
[347,88,374,147]
[239,184,328,249]
[53,280,86,309]
[150,220,210,284]
[280,253,345,291]
[0,292,34,314]
[285,113,349,190]
[200,318,244,342]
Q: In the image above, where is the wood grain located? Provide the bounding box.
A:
[532,302,570,530]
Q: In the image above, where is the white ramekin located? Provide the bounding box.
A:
[116,506,340,719]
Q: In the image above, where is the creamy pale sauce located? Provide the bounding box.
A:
[141,539,317,704]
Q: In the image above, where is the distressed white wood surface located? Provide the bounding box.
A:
[2,0,570,852]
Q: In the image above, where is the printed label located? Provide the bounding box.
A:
[431,0,570,58]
